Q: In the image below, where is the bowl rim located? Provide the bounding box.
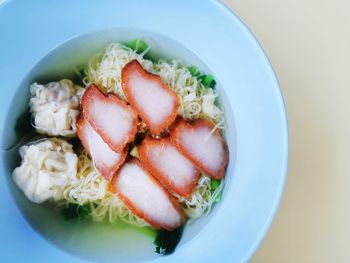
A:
[0,1,289,262]
[212,0,289,261]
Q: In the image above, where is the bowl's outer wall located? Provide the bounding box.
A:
[0,0,288,262]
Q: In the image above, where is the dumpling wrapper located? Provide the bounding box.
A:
[29,79,84,137]
[82,84,138,152]
[139,137,200,197]
[77,117,127,180]
[121,60,179,135]
[170,118,229,179]
[12,138,78,203]
[110,159,185,230]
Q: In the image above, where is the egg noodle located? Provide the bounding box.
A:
[83,42,225,128]
[60,150,149,227]
[60,42,225,226]
[60,150,223,226]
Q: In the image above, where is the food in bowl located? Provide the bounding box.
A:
[11,39,228,255]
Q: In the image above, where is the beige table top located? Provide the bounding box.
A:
[222,0,350,262]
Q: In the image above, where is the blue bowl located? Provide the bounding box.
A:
[0,1,288,262]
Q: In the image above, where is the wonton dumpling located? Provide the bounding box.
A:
[30,79,84,137]
[12,138,78,203]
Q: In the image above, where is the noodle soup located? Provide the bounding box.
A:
[3,29,235,262]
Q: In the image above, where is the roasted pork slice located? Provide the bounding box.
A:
[170,119,228,179]
[82,84,138,152]
[121,60,179,135]
[110,159,185,230]
[77,117,127,180]
[138,137,200,197]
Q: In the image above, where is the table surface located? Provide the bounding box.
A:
[222,0,350,262]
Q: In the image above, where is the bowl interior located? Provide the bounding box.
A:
[1,28,236,262]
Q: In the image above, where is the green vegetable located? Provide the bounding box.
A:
[127,39,148,54]
[210,179,220,191]
[14,107,34,140]
[61,203,91,220]
[188,65,216,88]
[72,66,86,87]
[200,74,216,88]
[68,137,84,155]
[215,192,222,203]
[154,227,183,255]
[211,179,222,203]
[188,65,200,77]
[130,146,139,158]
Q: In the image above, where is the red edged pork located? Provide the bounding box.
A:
[82,84,138,152]
[110,159,185,230]
[77,117,127,180]
[170,119,228,179]
[121,60,179,135]
[138,137,200,197]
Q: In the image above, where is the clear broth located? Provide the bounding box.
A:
[2,29,236,262]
